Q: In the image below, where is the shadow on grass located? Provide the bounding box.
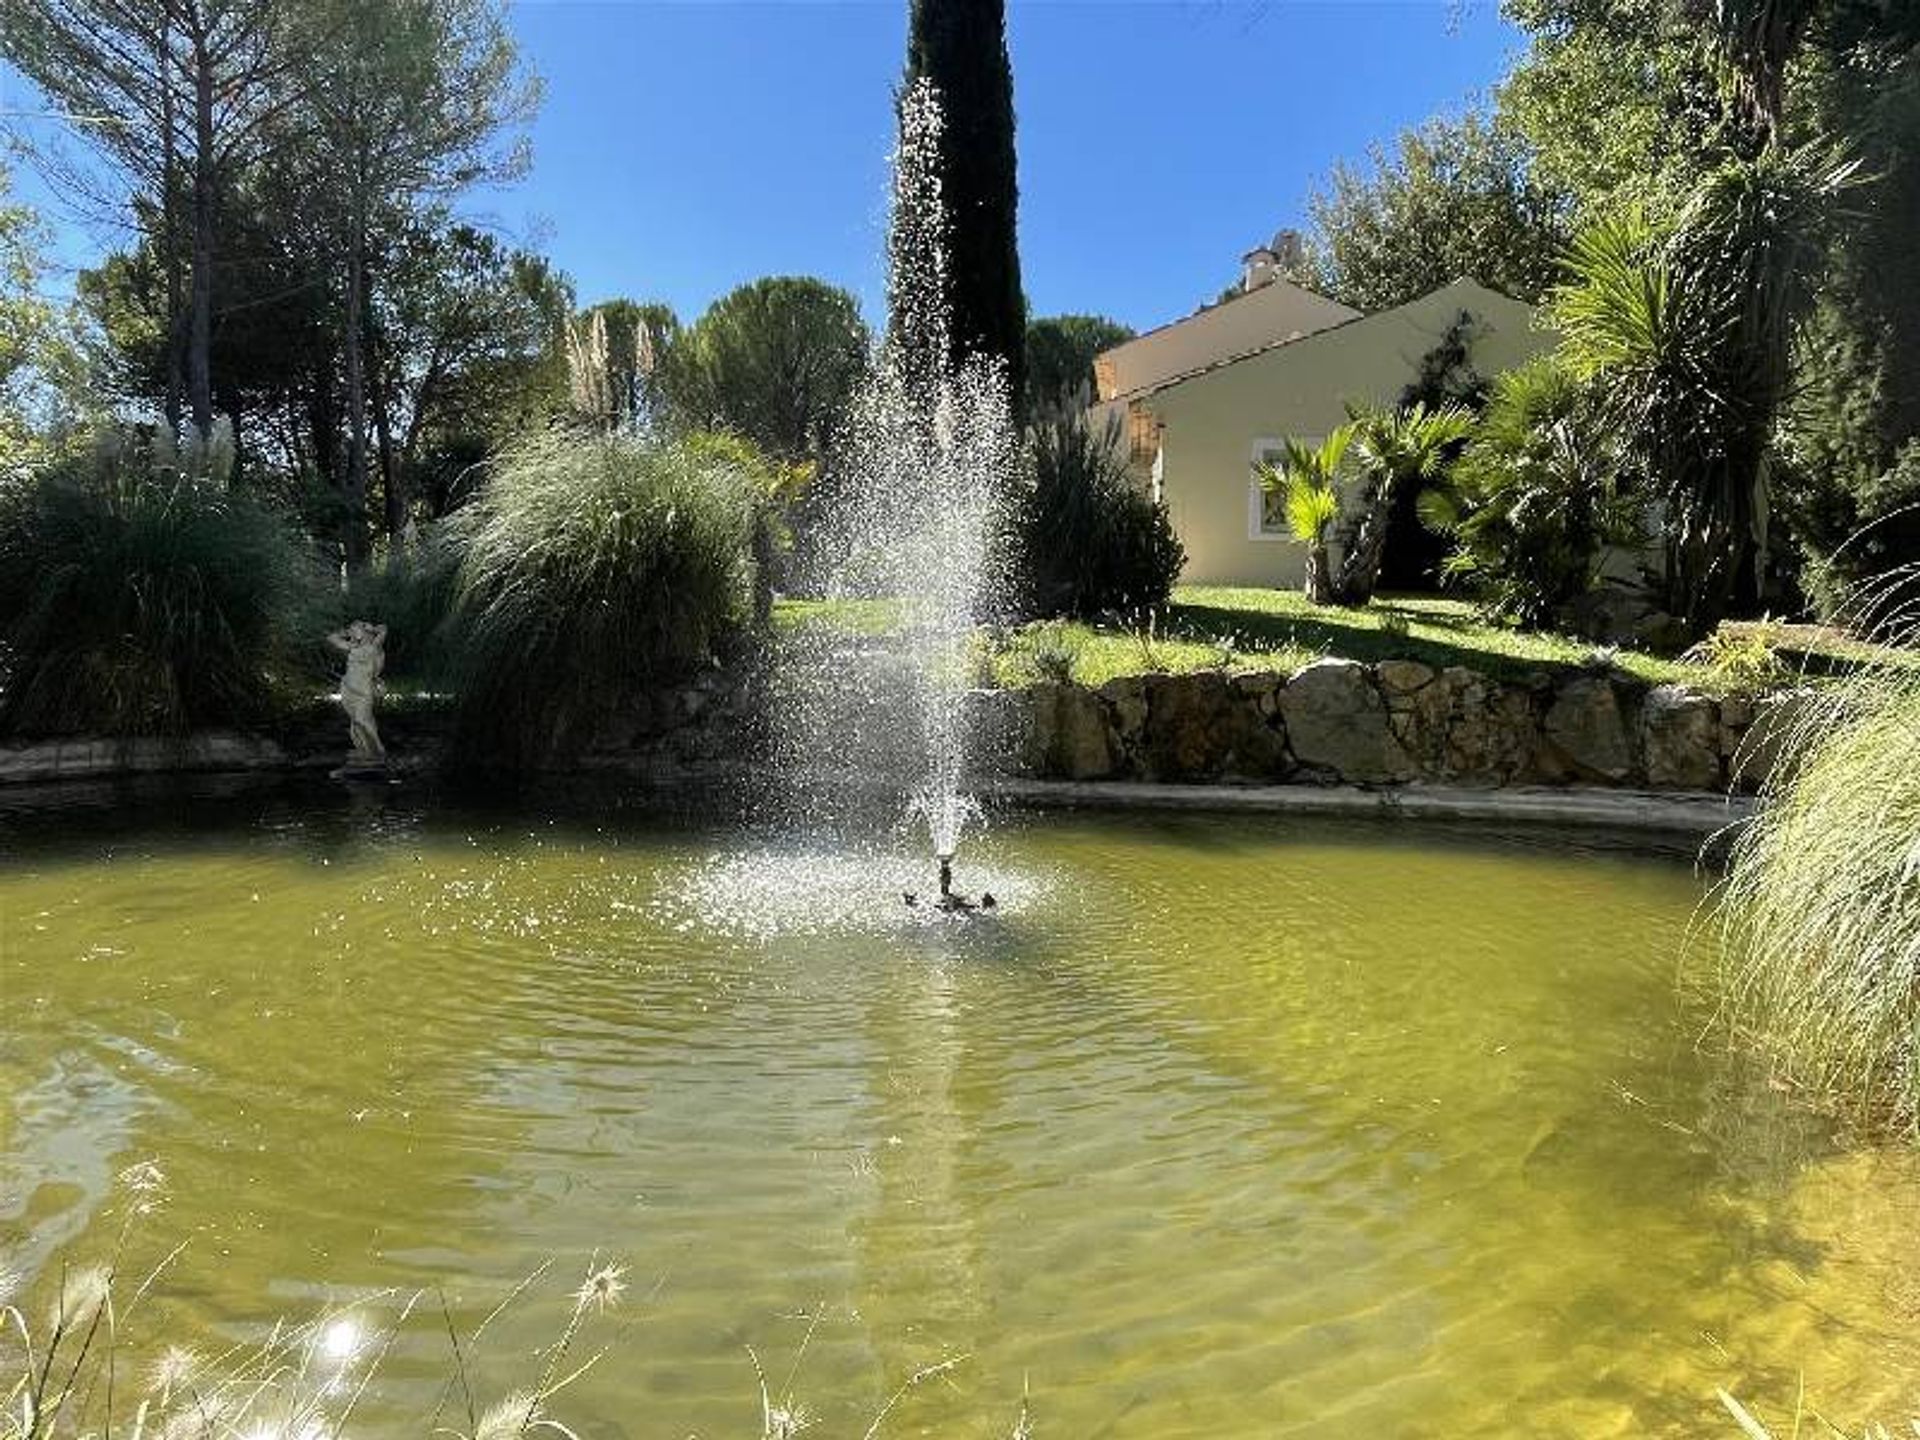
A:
[1164,599,1590,684]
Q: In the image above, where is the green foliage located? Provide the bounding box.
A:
[0,434,310,737]
[1334,400,1475,604]
[659,277,871,461]
[444,428,756,767]
[1024,313,1133,409]
[1780,41,1920,613]
[683,427,818,612]
[381,222,575,515]
[1257,428,1354,603]
[1291,110,1571,309]
[1431,358,1643,628]
[325,530,465,685]
[1283,471,1341,544]
[1716,591,1920,1130]
[1011,619,1081,684]
[1686,622,1791,693]
[899,0,1025,411]
[1551,143,1854,633]
[1497,0,1920,628]
[1498,0,1722,216]
[0,164,88,462]
[1022,406,1183,620]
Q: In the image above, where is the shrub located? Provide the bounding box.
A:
[1022,406,1182,620]
[683,429,816,612]
[1781,438,1920,626]
[0,435,309,737]
[288,526,465,691]
[1686,623,1790,695]
[1426,359,1646,629]
[1715,581,1920,1129]
[445,428,755,766]
[1334,400,1474,604]
[339,529,464,684]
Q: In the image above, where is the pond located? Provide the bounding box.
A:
[2,783,1917,1437]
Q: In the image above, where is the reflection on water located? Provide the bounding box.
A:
[2,785,1918,1437]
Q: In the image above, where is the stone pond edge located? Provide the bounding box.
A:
[989,776,1752,841]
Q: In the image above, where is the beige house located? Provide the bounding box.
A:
[1095,254,1553,589]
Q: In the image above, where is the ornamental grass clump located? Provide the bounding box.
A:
[1715,569,1920,1130]
[0,436,309,738]
[446,428,755,767]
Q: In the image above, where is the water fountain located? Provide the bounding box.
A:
[770,78,1022,910]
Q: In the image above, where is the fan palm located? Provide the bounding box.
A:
[1426,358,1644,629]
[1257,426,1354,604]
[1334,400,1475,604]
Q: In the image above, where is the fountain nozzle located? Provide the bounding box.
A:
[937,853,955,900]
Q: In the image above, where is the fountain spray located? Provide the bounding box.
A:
[773,78,1021,903]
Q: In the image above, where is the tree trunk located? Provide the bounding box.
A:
[372,337,403,541]
[187,22,215,436]
[1304,542,1334,605]
[342,181,370,566]
[159,11,184,434]
[1334,480,1394,605]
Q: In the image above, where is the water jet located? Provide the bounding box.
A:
[773,78,1021,893]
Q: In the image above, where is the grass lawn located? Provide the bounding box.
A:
[771,585,1884,694]
[1032,586,1708,688]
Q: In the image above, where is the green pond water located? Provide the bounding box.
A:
[3,784,1918,1438]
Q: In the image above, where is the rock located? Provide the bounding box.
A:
[1025,682,1117,780]
[1229,668,1286,718]
[1543,676,1637,782]
[1139,673,1225,779]
[1139,671,1288,780]
[1278,658,1409,783]
[1375,659,1437,698]
[1641,685,1722,790]
[1561,584,1668,647]
[1717,692,1755,749]
[1631,611,1692,656]
[1396,666,1540,784]
[1099,675,1149,749]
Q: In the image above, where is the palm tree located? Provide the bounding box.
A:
[1551,148,1853,633]
[1334,400,1475,604]
[1257,426,1354,604]
[1544,0,1843,636]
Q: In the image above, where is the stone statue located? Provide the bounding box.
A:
[327,620,388,771]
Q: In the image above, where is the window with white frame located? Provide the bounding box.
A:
[1248,438,1299,541]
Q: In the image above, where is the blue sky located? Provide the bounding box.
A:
[7,1,1526,335]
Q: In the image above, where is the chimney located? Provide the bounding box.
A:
[1241,245,1278,292]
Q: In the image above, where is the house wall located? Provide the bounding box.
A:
[1094,280,1359,401]
[1149,281,1555,588]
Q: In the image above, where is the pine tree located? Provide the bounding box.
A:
[899,0,1026,416]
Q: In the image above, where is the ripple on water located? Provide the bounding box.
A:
[3,803,1920,1437]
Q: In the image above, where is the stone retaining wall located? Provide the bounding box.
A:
[0,732,297,785]
[1010,658,1798,792]
[1,660,1796,798]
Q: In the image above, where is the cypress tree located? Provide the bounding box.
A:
[899,0,1026,416]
